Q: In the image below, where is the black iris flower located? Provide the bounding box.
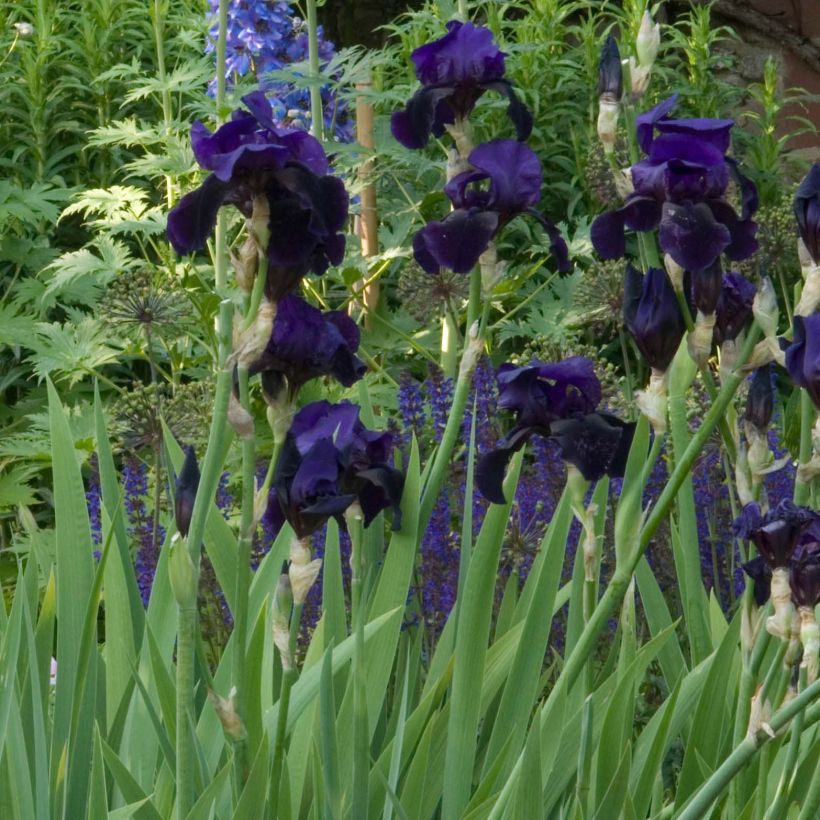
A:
[785,314,820,410]
[794,163,820,264]
[623,265,686,371]
[412,140,569,275]
[714,272,756,345]
[390,20,532,149]
[477,357,635,503]
[250,294,366,399]
[264,401,404,539]
[166,91,349,300]
[591,94,758,272]
[733,500,816,569]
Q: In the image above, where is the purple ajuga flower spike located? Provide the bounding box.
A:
[250,294,366,399]
[413,140,569,274]
[794,163,820,264]
[785,314,820,410]
[264,400,404,538]
[623,265,685,371]
[167,91,348,300]
[714,272,756,344]
[591,95,757,272]
[476,357,603,503]
[732,500,816,568]
[549,412,636,482]
[175,446,200,538]
[390,20,532,149]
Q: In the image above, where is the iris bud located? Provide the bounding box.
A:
[169,536,198,607]
[636,11,661,69]
[597,35,622,154]
[745,366,774,431]
[175,446,200,539]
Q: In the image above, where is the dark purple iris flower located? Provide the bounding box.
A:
[591,95,757,272]
[175,446,200,538]
[794,163,820,264]
[714,272,756,345]
[732,500,816,569]
[413,140,569,274]
[476,357,632,502]
[623,266,685,371]
[390,20,532,149]
[791,520,820,607]
[167,91,348,300]
[250,295,366,399]
[264,400,404,538]
[549,412,635,482]
[691,259,723,315]
[785,314,820,410]
[741,557,772,607]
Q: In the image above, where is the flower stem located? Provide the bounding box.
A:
[270,601,303,816]
[348,508,369,820]
[175,603,196,819]
[794,391,816,505]
[305,0,323,141]
[151,0,174,208]
[678,675,820,820]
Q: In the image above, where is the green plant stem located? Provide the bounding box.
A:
[305,0,323,140]
[678,676,820,820]
[418,267,482,537]
[794,391,816,505]
[231,366,255,782]
[767,667,807,819]
[151,0,174,208]
[349,510,369,820]
[798,732,820,819]
[176,604,196,819]
[214,0,230,294]
[271,601,304,816]
[173,300,234,816]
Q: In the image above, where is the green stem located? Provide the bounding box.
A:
[794,391,816,505]
[231,366,255,782]
[766,668,807,819]
[305,0,323,141]
[271,601,303,816]
[176,605,196,819]
[418,268,483,538]
[678,676,820,820]
[349,510,369,820]
[151,0,174,208]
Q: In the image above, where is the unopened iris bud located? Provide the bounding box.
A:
[745,366,774,431]
[597,35,622,154]
[175,446,200,538]
[598,34,623,99]
[635,11,661,69]
[753,276,779,339]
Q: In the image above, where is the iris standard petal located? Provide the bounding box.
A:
[549,412,636,481]
[659,201,732,271]
[635,94,679,154]
[413,209,500,274]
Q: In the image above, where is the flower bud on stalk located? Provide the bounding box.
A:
[231,234,258,294]
[228,392,255,439]
[799,608,820,684]
[479,243,506,293]
[272,569,293,670]
[566,465,597,582]
[629,12,660,99]
[768,567,794,641]
[208,687,248,742]
[747,277,785,369]
[232,299,276,371]
[687,310,716,369]
[597,35,622,155]
[288,536,322,606]
[169,534,198,607]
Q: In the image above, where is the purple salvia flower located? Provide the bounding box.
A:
[425,367,454,444]
[86,454,102,547]
[398,372,427,453]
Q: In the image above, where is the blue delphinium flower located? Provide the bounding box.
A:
[591,94,758,272]
[390,20,532,150]
[413,140,569,275]
[207,1,352,142]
